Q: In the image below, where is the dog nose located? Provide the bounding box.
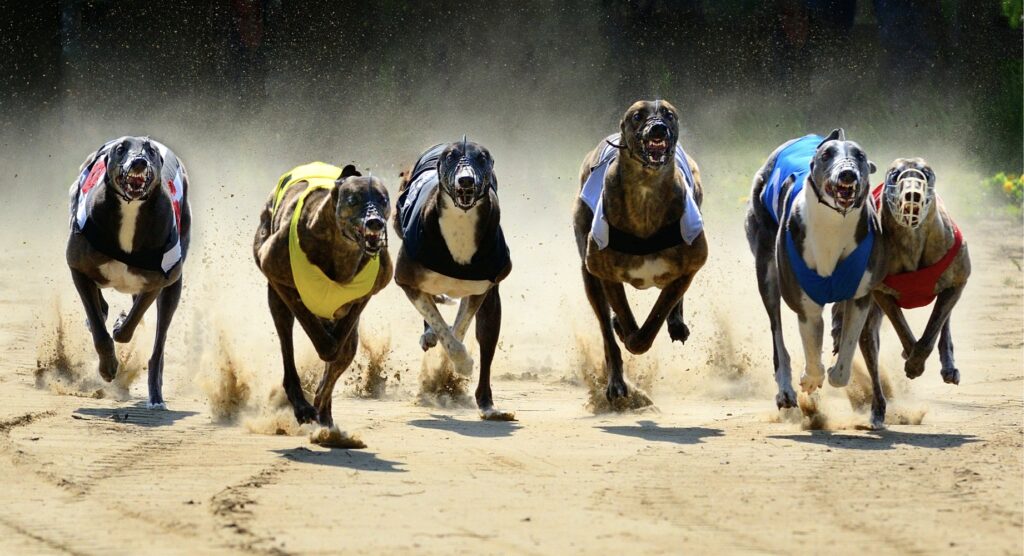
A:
[648,122,668,139]
[457,176,475,188]
[838,169,857,184]
[129,158,147,172]
[365,218,385,232]
[906,191,922,203]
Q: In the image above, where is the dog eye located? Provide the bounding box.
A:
[632,112,643,122]
[347,195,359,206]
[664,112,675,121]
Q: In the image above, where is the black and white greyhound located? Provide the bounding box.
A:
[392,139,514,420]
[745,129,884,412]
[66,136,190,409]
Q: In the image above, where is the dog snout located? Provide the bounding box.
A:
[647,122,668,140]
[365,217,385,233]
[457,175,476,188]
[129,158,148,173]
[837,169,857,184]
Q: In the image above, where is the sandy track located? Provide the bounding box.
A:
[1,220,1021,554]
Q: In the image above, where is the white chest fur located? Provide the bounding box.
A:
[118,199,141,252]
[98,261,147,294]
[626,257,671,290]
[798,191,861,276]
[417,268,491,298]
[438,204,481,264]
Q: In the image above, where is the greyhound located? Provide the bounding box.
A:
[66,136,190,409]
[831,158,970,428]
[745,129,884,411]
[573,100,708,402]
[254,162,391,432]
[392,139,513,421]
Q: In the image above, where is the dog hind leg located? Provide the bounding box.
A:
[267,284,317,424]
[756,258,796,408]
[601,280,638,344]
[475,287,513,420]
[873,292,917,359]
[145,279,182,409]
[452,294,487,342]
[403,287,473,376]
[112,289,159,343]
[666,299,689,344]
[858,303,886,429]
[828,295,872,388]
[905,286,963,380]
[420,321,438,351]
[70,268,118,382]
[797,298,826,393]
[581,267,626,401]
[625,273,695,355]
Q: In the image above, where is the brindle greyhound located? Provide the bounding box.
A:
[832,158,970,428]
[67,136,190,409]
[573,100,708,402]
[254,162,391,433]
[745,129,884,411]
[392,139,513,420]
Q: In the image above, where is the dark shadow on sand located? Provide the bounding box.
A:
[772,429,980,451]
[73,401,198,427]
[408,413,520,438]
[597,420,724,445]
[273,446,406,472]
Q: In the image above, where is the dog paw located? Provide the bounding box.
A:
[799,371,824,394]
[667,320,690,344]
[827,363,852,387]
[904,355,926,379]
[419,329,438,351]
[293,403,318,425]
[449,347,474,377]
[146,401,167,410]
[941,367,960,385]
[776,386,798,409]
[112,312,134,343]
[97,352,119,382]
[605,378,629,401]
[480,408,517,421]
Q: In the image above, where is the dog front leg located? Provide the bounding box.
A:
[624,273,695,355]
[313,328,359,427]
[145,279,181,409]
[796,297,826,393]
[581,268,626,400]
[601,280,638,344]
[938,319,959,385]
[666,300,689,344]
[451,293,488,342]
[70,268,118,382]
[755,257,796,408]
[872,291,916,358]
[858,303,886,429]
[402,286,473,376]
[905,286,963,379]
[112,289,159,343]
[828,295,872,388]
[269,282,341,361]
[474,287,513,420]
[267,283,316,424]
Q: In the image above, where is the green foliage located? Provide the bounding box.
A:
[983,172,1024,211]
[1004,0,1023,29]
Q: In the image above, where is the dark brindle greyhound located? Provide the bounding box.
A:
[254,162,391,437]
[832,158,970,428]
[393,139,514,420]
[66,136,190,409]
[745,129,884,413]
[573,100,708,402]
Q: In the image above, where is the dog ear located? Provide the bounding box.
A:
[821,128,845,144]
[308,186,340,234]
[868,160,877,174]
[339,164,362,179]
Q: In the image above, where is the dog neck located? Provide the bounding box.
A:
[798,180,866,275]
[604,153,680,237]
[303,192,366,282]
[435,191,490,265]
[882,198,953,274]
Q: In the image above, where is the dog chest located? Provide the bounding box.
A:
[98,260,148,294]
[437,205,481,264]
[417,268,491,297]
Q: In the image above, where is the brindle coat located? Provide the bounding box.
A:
[832,158,970,427]
[253,167,392,427]
[573,100,708,401]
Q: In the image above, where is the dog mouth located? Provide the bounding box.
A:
[119,167,153,199]
[642,137,670,165]
[825,180,859,210]
[451,187,477,210]
[360,216,387,255]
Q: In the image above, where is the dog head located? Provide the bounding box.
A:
[619,99,680,168]
[105,136,164,201]
[331,165,390,256]
[882,158,936,229]
[436,138,495,211]
[808,128,876,215]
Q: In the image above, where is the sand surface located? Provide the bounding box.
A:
[0,123,1021,554]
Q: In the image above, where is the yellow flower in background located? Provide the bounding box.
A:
[1005,180,1015,193]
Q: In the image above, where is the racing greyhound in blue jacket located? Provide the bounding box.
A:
[746,129,884,413]
[66,136,190,409]
[393,139,514,420]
